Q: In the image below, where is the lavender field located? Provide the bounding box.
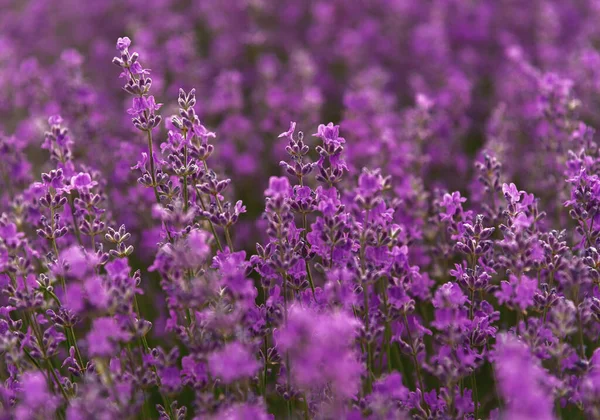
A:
[2,1,600,419]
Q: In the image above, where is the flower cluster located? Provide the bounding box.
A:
[3,3,600,419]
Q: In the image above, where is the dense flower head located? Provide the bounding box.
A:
[2,4,600,419]
[493,334,556,420]
[207,342,259,384]
[495,274,538,310]
[276,306,362,399]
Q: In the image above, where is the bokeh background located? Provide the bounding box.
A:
[4,1,600,218]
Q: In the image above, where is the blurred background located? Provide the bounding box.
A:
[3,1,599,214]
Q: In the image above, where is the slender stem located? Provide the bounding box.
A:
[328,244,334,268]
[471,374,479,419]
[22,335,52,390]
[360,209,372,393]
[68,195,83,247]
[555,398,563,418]
[283,274,289,325]
[283,274,292,418]
[66,325,85,370]
[466,253,480,418]
[573,284,586,359]
[183,144,189,212]
[490,187,497,217]
[392,342,406,380]
[47,359,70,402]
[45,288,85,370]
[297,162,316,300]
[303,396,310,419]
[126,67,161,207]
[183,270,197,332]
[49,200,67,297]
[363,280,372,393]
[302,212,316,300]
[198,159,230,251]
[542,271,555,324]
[45,211,86,370]
[23,348,46,375]
[195,187,223,252]
[26,309,70,402]
[381,280,393,373]
[403,313,427,410]
[142,390,151,419]
[263,334,269,396]
[146,129,161,204]
[487,343,502,408]
[577,314,586,359]
[468,286,479,417]
[215,197,234,251]
[469,289,475,321]
[133,294,174,418]
[224,226,234,251]
[197,194,222,249]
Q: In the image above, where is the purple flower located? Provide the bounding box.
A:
[440,191,467,221]
[87,317,131,357]
[15,372,58,420]
[278,121,296,139]
[357,168,384,198]
[276,306,362,399]
[181,356,207,387]
[159,366,181,393]
[495,275,537,310]
[71,172,97,191]
[127,95,162,118]
[502,182,523,204]
[208,342,258,384]
[116,37,131,52]
[60,246,97,279]
[212,402,272,420]
[493,334,556,420]
[313,122,345,147]
[264,176,291,198]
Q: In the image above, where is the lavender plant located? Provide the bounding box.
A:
[2,2,600,419]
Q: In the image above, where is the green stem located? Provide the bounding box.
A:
[146,129,161,204]
[360,209,372,393]
[471,374,479,419]
[487,343,502,408]
[363,280,372,393]
[183,145,189,212]
[468,287,479,417]
[381,281,392,374]
[403,313,427,410]
[215,197,234,251]
[49,201,67,297]
[45,225,86,370]
[68,195,83,247]
[67,326,85,370]
[47,358,70,402]
[46,289,85,370]
[283,275,293,418]
[573,284,586,359]
[26,309,70,402]
[302,212,316,300]
[195,188,223,252]
[262,335,269,396]
[133,295,174,418]
[224,226,234,251]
